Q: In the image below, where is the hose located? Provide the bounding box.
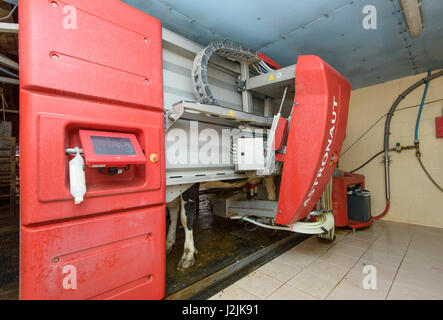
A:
[350,145,415,173]
[372,200,390,220]
[417,157,443,192]
[414,71,431,142]
[412,70,443,192]
[381,70,443,217]
[350,150,385,173]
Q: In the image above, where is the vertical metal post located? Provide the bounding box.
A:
[240,62,253,113]
[264,96,273,117]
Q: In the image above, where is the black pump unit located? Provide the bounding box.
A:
[347,188,372,223]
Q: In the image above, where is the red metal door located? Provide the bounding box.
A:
[19,0,165,299]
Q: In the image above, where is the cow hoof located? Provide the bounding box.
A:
[166,242,174,254]
[166,244,174,255]
[177,254,195,271]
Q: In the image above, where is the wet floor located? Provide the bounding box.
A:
[165,203,295,297]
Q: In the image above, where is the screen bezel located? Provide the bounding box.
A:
[79,130,147,167]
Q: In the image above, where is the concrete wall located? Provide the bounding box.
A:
[339,71,443,228]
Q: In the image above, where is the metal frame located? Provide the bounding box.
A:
[167,169,246,186]
[0,54,19,72]
[0,77,19,85]
[246,64,297,99]
[240,62,253,112]
[229,200,278,218]
[0,137,16,219]
[166,100,273,131]
[0,22,18,33]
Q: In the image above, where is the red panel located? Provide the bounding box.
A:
[436,116,443,138]
[332,173,365,227]
[19,0,165,299]
[276,56,351,225]
[258,52,282,69]
[274,118,288,151]
[20,207,165,300]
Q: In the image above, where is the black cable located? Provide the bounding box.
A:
[340,114,386,158]
[350,145,416,174]
[417,157,443,192]
[350,147,442,192]
[350,150,385,173]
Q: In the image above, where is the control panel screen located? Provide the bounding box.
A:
[79,129,147,167]
[91,136,136,156]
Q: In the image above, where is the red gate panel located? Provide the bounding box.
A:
[276,56,351,225]
[19,0,165,299]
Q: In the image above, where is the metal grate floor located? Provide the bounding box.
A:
[230,225,267,241]
[0,230,19,299]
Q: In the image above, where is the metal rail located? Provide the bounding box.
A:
[166,100,273,131]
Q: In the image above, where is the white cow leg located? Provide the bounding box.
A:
[166,197,180,254]
[177,185,199,270]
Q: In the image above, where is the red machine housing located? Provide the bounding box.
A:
[332,172,373,229]
[19,0,165,299]
[276,56,351,225]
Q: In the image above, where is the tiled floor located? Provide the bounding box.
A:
[209,220,443,300]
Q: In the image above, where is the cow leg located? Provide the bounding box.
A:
[178,183,200,271]
[264,176,276,201]
[166,197,180,254]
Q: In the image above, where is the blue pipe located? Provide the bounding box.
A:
[414,70,431,142]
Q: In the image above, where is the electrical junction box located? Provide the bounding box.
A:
[235,137,265,171]
[436,116,443,138]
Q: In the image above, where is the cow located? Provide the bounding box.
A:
[166,176,276,270]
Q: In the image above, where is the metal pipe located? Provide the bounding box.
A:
[0,76,19,85]
[0,66,18,79]
[0,22,18,33]
[381,70,443,214]
[0,53,19,71]
[277,86,288,115]
[0,108,18,114]
[66,148,84,155]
